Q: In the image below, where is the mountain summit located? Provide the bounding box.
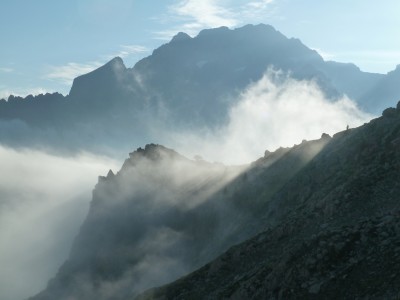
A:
[69,56,127,101]
[0,24,398,154]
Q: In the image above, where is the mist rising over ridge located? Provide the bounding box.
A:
[30,134,331,299]
[137,102,400,300]
[30,101,400,300]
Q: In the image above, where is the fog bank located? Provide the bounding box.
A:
[0,146,119,300]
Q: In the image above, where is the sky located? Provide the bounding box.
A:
[0,0,400,99]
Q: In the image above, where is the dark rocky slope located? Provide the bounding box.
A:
[137,102,400,300]
[31,102,400,300]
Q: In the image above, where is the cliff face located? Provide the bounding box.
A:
[137,103,400,300]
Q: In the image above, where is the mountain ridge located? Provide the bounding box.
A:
[29,100,400,300]
[135,102,400,299]
[0,23,398,156]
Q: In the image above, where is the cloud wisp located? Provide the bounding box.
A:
[46,61,103,85]
[155,0,238,39]
[154,0,277,40]
[0,146,119,300]
[113,45,149,59]
[240,0,278,20]
[168,69,374,164]
[46,45,149,86]
[0,67,14,73]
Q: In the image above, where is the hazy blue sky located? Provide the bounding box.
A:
[1,0,399,98]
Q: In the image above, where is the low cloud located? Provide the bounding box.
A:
[0,146,119,300]
[168,70,374,164]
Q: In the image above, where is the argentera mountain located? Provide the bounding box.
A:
[30,102,400,300]
[0,24,397,154]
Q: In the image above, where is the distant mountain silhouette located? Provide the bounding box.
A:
[30,101,400,300]
[360,65,400,114]
[0,24,398,153]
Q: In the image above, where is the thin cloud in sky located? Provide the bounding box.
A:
[237,0,279,24]
[172,0,237,27]
[155,0,237,39]
[46,45,149,86]
[155,0,277,40]
[246,0,274,9]
[46,61,103,86]
[116,45,149,58]
[104,45,150,61]
[0,67,14,73]
[242,0,276,17]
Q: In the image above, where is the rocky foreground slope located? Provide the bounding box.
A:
[31,102,400,299]
[137,103,400,299]
[30,131,330,299]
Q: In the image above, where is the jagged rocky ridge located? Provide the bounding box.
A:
[1,24,398,153]
[137,102,400,300]
[32,102,400,299]
[30,136,330,299]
